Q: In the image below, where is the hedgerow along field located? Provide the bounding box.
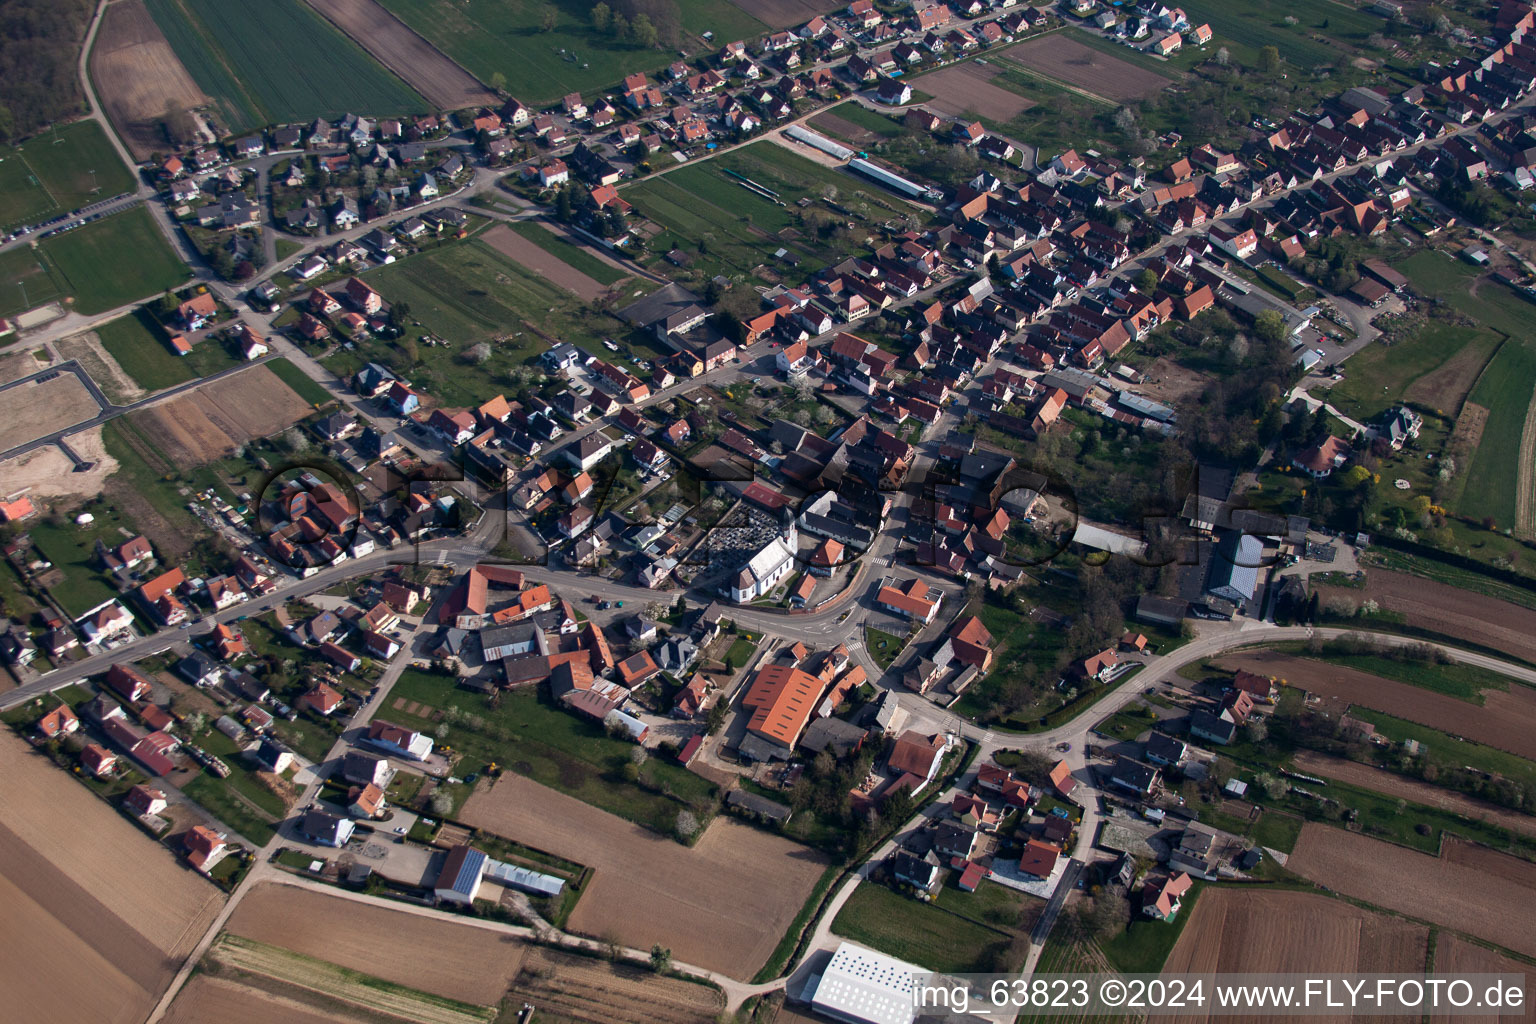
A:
[144,0,426,134]
[0,120,136,231]
[376,0,769,105]
[38,205,191,314]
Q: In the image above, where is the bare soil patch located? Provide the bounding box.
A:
[302,0,497,110]
[727,0,834,29]
[1430,933,1532,1024]
[0,430,119,503]
[225,881,525,1005]
[91,0,209,161]
[1164,888,1426,1023]
[461,774,829,980]
[1137,356,1214,406]
[0,372,103,452]
[808,110,881,145]
[1406,344,1492,415]
[56,329,146,404]
[128,363,313,468]
[1291,751,1536,839]
[165,974,371,1024]
[0,348,47,386]
[1004,36,1172,101]
[510,946,725,1024]
[1217,650,1536,761]
[1316,567,1536,665]
[920,62,1036,121]
[1288,826,1536,958]
[480,223,607,302]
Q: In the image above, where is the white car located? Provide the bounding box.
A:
[622,433,635,443]
[393,826,406,834]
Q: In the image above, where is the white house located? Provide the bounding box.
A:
[729,529,797,603]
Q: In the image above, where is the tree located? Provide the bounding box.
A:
[629,744,648,767]
[705,700,728,735]
[1079,888,1130,941]
[1135,268,1159,294]
[1258,45,1282,74]
[429,789,454,815]
[489,71,507,93]
[591,2,611,31]
[1254,308,1286,345]
[461,341,492,365]
[1214,45,1230,66]
[540,4,557,31]
[632,13,659,48]
[674,809,700,841]
[648,944,672,973]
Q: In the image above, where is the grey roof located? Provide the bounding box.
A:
[618,281,705,328]
[1207,531,1263,604]
[725,788,793,821]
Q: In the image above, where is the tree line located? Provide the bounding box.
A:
[0,0,93,143]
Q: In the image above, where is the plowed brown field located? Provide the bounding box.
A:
[129,363,314,467]
[1429,934,1533,1024]
[481,223,607,301]
[509,946,724,1024]
[302,0,497,110]
[1290,751,1536,839]
[224,881,525,1004]
[1287,826,1536,958]
[919,62,1036,121]
[461,775,828,980]
[1315,568,1536,664]
[1216,650,1536,761]
[0,372,102,452]
[91,0,209,161]
[1004,36,1172,100]
[728,0,831,29]
[165,975,372,1024]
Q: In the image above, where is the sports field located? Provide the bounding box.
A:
[376,0,768,105]
[0,246,65,318]
[0,120,136,230]
[38,206,191,314]
[145,0,426,133]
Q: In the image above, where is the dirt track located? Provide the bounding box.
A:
[1316,568,1536,665]
[461,774,829,980]
[481,223,609,301]
[90,0,208,161]
[225,881,525,1005]
[302,0,497,110]
[1217,650,1536,761]
[1290,751,1536,839]
[1287,826,1536,958]
[1164,887,1426,1024]
[919,62,1036,121]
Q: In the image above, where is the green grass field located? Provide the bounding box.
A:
[508,221,628,286]
[95,307,238,390]
[831,882,1014,973]
[182,772,277,845]
[146,0,426,133]
[813,102,905,140]
[1328,323,1500,422]
[265,357,333,407]
[1345,707,1536,800]
[0,245,65,317]
[0,121,135,230]
[385,669,715,832]
[1100,884,1201,973]
[338,237,620,407]
[377,0,765,105]
[26,520,122,617]
[39,207,191,314]
[1174,0,1383,69]
[865,627,906,671]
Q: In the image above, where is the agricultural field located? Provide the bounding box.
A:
[916,60,1038,122]
[461,774,829,980]
[0,729,226,1024]
[144,0,426,135]
[90,0,209,161]
[1163,887,1428,976]
[508,945,725,1024]
[1290,751,1536,840]
[203,933,497,1024]
[226,882,527,1004]
[125,363,314,468]
[1217,649,1536,761]
[1001,35,1173,102]
[626,141,912,286]
[1287,826,1536,959]
[1175,0,1386,70]
[335,236,622,407]
[1314,567,1536,664]
[36,205,192,315]
[164,974,374,1024]
[1327,324,1501,423]
[302,0,498,111]
[377,0,768,105]
[0,371,101,455]
[0,120,136,231]
[830,881,1022,974]
[507,220,630,288]
[726,0,831,29]
[482,222,613,301]
[808,102,905,144]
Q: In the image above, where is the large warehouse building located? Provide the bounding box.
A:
[806,941,923,1024]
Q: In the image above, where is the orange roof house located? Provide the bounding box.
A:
[1142,872,1193,920]
[82,743,117,777]
[0,496,36,522]
[740,664,825,756]
[1049,759,1077,796]
[1019,839,1061,880]
[184,825,227,873]
[617,650,660,687]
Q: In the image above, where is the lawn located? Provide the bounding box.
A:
[1327,323,1500,422]
[1100,883,1201,973]
[182,772,277,846]
[508,221,629,286]
[0,245,65,318]
[265,357,334,407]
[864,627,906,671]
[384,669,716,832]
[95,307,240,391]
[0,120,136,231]
[337,237,622,407]
[1173,0,1383,69]
[831,882,1013,974]
[815,101,905,139]
[724,634,758,671]
[376,0,767,106]
[145,0,426,134]
[1343,708,1536,803]
[1460,336,1536,528]
[26,518,132,617]
[39,206,191,314]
